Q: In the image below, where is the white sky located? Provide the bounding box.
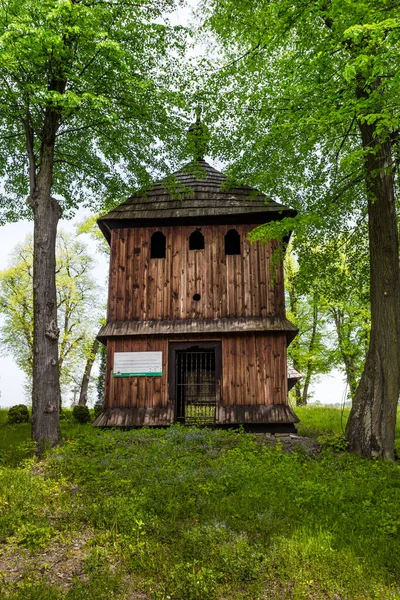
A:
[0,0,348,409]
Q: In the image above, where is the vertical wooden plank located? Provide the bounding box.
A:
[235,234,243,318]
[250,240,260,317]
[247,334,257,406]
[141,230,149,321]
[276,243,285,316]
[104,341,112,408]
[163,227,172,320]
[181,227,188,319]
[147,228,156,320]
[236,335,244,406]
[258,239,268,317]
[226,254,233,317]
[211,227,220,318]
[205,225,213,318]
[116,230,127,321]
[242,228,252,318]
[230,336,238,407]
[171,226,180,320]
[107,231,118,322]
[132,228,140,320]
[220,227,227,317]
[112,339,120,408]
[255,334,266,407]
[124,229,133,320]
[187,230,196,318]
[197,230,206,318]
[221,337,230,406]
[264,335,272,407]
[273,334,287,404]
[161,338,168,407]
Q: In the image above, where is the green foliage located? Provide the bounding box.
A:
[286,238,371,402]
[72,405,90,424]
[93,401,104,420]
[0,232,103,401]
[96,343,107,406]
[0,0,189,220]
[285,247,338,405]
[7,404,29,424]
[200,0,400,219]
[1,411,400,598]
[318,433,349,453]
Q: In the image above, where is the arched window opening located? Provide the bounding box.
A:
[189,229,204,251]
[150,231,166,259]
[225,229,241,255]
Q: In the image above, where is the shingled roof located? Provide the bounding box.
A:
[98,160,296,242]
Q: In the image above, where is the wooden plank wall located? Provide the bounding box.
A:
[220,333,287,407]
[105,337,169,409]
[107,225,285,323]
[105,333,287,413]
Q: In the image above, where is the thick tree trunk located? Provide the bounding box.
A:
[30,92,65,457]
[31,194,62,456]
[78,339,100,405]
[346,126,400,460]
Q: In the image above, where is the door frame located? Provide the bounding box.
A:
[168,341,222,423]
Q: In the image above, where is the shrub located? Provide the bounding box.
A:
[93,400,104,419]
[72,404,91,424]
[7,404,30,425]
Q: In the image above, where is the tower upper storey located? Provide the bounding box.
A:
[97,160,295,241]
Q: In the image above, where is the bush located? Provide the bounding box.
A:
[72,404,91,424]
[93,400,104,419]
[7,404,30,425]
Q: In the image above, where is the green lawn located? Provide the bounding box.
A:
[0,406,400,599]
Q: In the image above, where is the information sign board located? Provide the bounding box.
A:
[113,352,162,377]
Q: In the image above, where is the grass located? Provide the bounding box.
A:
[0,406,400,599]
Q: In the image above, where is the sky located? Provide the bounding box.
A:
[0,1,348,409]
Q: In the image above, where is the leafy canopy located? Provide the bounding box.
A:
[199,0,400,248]
[0,0,188,221]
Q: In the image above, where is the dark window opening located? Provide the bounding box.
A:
[193,293,201,302]
[189,229,204,250]
[151,231,166,259]
[225,229,241,255]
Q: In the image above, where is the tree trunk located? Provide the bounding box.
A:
[31,194,62,456]
[301,376,310,406]
[346,124,400,460]
[299,301,319,406]
[79,339,100,405]
[331,308,358,400]
[30,92,65,457]
[294,380,303,406]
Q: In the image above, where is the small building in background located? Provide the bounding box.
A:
[94,156,299,431]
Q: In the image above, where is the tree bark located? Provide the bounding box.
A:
[78,339,100,405]
[331,308,358,400]
[294,373,303,407]
[30,90,65,456]
[31,194,62,456]
[346,124,400,460]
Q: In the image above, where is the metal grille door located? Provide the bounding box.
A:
[176,347,217,424]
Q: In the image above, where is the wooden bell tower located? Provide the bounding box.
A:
[94,157,299,431]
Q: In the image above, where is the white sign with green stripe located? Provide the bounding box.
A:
[113,351,162,377]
